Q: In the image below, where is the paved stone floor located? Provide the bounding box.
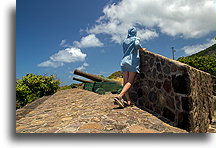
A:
[16,89,214,133]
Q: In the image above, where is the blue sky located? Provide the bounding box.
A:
[16,0,215,85]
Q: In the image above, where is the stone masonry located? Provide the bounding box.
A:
[129,50,215,133]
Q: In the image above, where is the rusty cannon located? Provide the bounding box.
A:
[72,77,93,83]
[73,69,122,95]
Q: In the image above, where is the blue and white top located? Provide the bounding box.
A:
[120,27,142,73]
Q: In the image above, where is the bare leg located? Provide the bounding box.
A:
[123,71,129,86]
[119,72,136,104]
[122,71,131,103]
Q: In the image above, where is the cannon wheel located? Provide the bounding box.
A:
[95,88,106,95]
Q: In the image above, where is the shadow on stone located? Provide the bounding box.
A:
[113,106,124,110]
[134,104,176,128]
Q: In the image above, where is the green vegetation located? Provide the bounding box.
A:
[177,56,216,76]
[16,73,60,109]
[59,85,73,90]
[177,43,215,75]
[107,71,123,79]
[189,44,215,57]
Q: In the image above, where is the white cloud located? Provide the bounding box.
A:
[60,40,71,47]
[182,39,216,55]
[76,62,89,71]
[38,47,87,68]
[137,29,159,41]
[88,0,215,43]
[83,62,89,67]
[38,60,64,68]
[50,48,86,63]
[74,34,104,48]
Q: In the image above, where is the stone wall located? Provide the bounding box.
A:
[129,50,215,133]
[212,76,216,112]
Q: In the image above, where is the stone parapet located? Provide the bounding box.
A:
[129,50,215,133]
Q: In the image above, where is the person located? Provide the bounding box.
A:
[114,27,146,108]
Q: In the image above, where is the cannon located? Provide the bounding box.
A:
[72,77,93,83]
[73,69,122,95]
[74,69,117,83]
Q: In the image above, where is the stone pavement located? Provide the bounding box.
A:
[16,89,190,133]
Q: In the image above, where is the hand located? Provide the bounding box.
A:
[140,48,147,51]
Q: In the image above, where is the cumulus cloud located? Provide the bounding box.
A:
[50,48,86,63]
[76,62,89,71]
[38,47,87,68]
[88,0,215,43]
[38,60,64,68]
[182,39,216,55]
[74,34,104,48]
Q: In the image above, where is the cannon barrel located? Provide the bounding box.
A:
[73,77,93,83]
[74,69,117,83]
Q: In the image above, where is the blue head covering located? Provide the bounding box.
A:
[127,27,137,38]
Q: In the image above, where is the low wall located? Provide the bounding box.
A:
[129,50,215,133]
[212,76,216,112]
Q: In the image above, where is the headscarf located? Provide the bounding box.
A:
[127,27,137,38]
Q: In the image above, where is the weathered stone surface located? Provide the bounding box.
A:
[129,50,215,133]
[171,64,178,72]
[156,81,162,89]
[128,125,158,133]
[152,68,157,77]
[140,73,145,79]
[163,79,172,93]
[79,123,103,130]
[176,112,190,131]
[16,89,188,133]
[158,74,163,80]
[163,107,175,122]
[156,63,162,72]
[181,97,193,111]
[172,74,190,94]
[166,96,175,110]
[163,65,171,75]
[137,89,143,97]
[158,93,166,106]
[149,58,155,67]
[148,91,157,103]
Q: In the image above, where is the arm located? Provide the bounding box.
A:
[135,39,147,52]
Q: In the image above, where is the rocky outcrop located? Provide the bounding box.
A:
[129,50,215,133]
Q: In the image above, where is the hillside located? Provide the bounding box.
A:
[189,44,216,57]
[107,71,123,79]
[177,43,216,77]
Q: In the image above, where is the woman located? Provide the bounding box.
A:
[114,27,146,108]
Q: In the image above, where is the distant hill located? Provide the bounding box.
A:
[107,71,123,79]
[107,71,123,85]
[177,43,216,80]
[189,44,216,57]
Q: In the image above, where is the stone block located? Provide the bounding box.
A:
[172,74,190,94]
[162,107,175,122]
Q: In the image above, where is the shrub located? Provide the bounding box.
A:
[177,56,216,76]
[16,73,60,109]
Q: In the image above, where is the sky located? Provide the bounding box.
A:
[16,0,216,86]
